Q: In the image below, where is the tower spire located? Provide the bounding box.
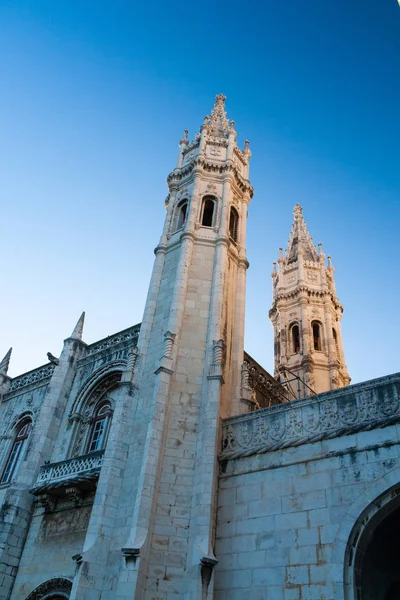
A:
[204,93,235,138]
[0,348,12,375]
[286,203,318,263]
[70,312,85,340]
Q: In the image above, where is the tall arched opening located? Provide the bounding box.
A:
[346,486,400,600]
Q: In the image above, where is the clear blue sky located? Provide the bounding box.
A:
[1,0,399,383]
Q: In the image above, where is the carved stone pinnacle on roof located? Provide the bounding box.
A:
[286,204,318,264]
[205,93,232,138]
[70,312,85,340]
[0,347,12,375]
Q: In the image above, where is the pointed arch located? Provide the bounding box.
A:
[68,367,123,457]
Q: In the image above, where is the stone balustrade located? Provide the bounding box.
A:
[31,450,104,495]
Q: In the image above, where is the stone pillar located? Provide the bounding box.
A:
[0,328,85,599]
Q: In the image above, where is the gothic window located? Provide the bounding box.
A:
[200,196,216,227]
[70,372,121,458]
[86,401,112,453]
[174,200,188,231]
[289,323,300,354]
[1,419,32,484]
[229,207,239,243]
[311,321,322,351]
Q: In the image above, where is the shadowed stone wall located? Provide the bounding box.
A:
[215,373,400,600]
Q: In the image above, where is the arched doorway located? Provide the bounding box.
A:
[24,577,72,599]
[346,486,400,600]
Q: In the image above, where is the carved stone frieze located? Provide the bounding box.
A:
[221,374,400,460]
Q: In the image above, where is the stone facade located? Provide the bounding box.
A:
[0,96,398,600]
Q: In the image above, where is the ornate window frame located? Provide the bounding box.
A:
[0,414,33,485]
[68,370,121,458]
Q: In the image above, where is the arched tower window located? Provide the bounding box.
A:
[229,207,239,243]
[86,400,112,453]
[311,321,322,351]
[289,323,300,354]
[174,200,188,232]
[1,418,32,484]
[332,327,339,356]
[200,196,216,227]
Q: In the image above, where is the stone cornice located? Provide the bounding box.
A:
[167,158,254,197]
[271,288,344,312]
[220,372,400,461]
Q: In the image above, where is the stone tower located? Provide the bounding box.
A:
[269,203,350,397]
[124,94,252,598]
[68,94,253,600]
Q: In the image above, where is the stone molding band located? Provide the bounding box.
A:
[220,373,400,461]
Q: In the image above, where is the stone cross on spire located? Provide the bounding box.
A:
[0,348,12,375]
[286,203,318,264]
[204,93,235,138]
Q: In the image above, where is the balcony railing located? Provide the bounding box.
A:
[31,450,104,496]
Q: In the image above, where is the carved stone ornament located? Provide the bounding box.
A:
[35,493,56,513]
[71,372,121,456]
[208,339,225,381]
[65,486,84,506]
[307,270,318,282]
[25,577,73,600]
[220,376,400,460]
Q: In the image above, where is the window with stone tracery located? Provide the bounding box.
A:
[1,418,32,484]
[69,373,120,457]
[86,401,112,453]
[200,196,216,227]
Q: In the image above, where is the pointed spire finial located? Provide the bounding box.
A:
[0,348,12,375]
[70,312,85,340]
[294,203,303,219]
[179,129,189,146]
[204,93,231,138]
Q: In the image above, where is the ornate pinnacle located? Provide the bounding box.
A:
[0,348,12,375]
[293,203,303,219]
[204,93,231,138]
[70,312,85,340]
[179,130,189,146]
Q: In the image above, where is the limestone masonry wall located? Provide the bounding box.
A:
[215,373,400,600]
